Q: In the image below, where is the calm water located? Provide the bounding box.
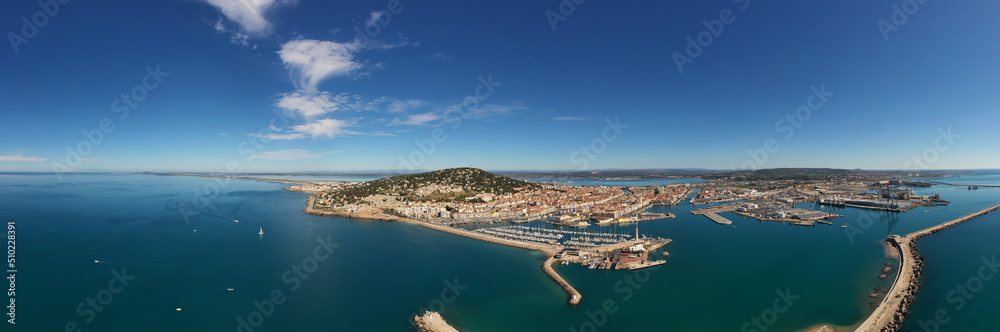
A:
[1,171,998,331]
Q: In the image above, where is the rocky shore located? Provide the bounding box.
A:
[414,311,459,332]
[856,203,1000,332]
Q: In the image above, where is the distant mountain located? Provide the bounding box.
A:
[705,168,863,181]
[496,168,722,179]
[324,167,540,203]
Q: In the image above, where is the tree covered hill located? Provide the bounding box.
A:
[324,167,541,203]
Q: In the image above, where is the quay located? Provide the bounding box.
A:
[690,210,733,225]
[855,203,1000,332]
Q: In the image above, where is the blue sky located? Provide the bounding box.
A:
[2,0,999,173]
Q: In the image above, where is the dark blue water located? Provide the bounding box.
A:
[2,171,999,331]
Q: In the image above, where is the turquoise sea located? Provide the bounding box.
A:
[2,171,999,331]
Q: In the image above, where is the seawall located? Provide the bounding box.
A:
[543,257,582,305]
[855,203,1000,332]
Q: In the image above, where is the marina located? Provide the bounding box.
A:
[473,225,634,248]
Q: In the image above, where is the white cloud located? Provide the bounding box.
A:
[291,119,352,139]
[276,91,390,119]
[390,103,525,126]
[276,91,345,118]
[204,0,286,35]
[0,153,46,162]
[553,116,588,121]
[256,119,356,140]
[365,11,385,28]
[251,149,340,160]
[278,39,362,91]
[387,99,425,113]
[395,111,442,126]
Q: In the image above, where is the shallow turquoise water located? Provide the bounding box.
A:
[1,171,998,331]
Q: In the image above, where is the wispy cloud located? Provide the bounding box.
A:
[256,118,354,140]
[278,39,362,91]
[431,53,453,62]
[251,149,340,160]
[390,103,526,126]
[463,103,525,120]
[0,153,46,162]
[276,91,391,119]
[204,0,289,35]
[394,111,442,126]
[387,99,426,113]
[553,116,588,121]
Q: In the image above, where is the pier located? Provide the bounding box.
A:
[692,211,732,225]
[544,257,582,305]
[855,203,1000,332]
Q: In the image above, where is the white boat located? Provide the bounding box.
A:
[258,227,263,235]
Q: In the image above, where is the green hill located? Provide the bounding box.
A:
[323,167,540,204]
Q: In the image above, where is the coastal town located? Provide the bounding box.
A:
[161,167,997,332]
[290,168,690,226]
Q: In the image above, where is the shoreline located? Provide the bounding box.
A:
[854,203,1000,332]
[303,196,579,306]
[413,311,460,332]
[304,196,563,256]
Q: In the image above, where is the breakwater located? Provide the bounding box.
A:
[855,203,1000,332]
[543,257,582,305]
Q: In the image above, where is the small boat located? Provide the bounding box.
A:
[258,227,263,235]
[233,219,239,223]
[227,288,235,291]
[841,225,847,228]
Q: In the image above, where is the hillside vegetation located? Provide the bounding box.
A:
[324,167,540,204]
